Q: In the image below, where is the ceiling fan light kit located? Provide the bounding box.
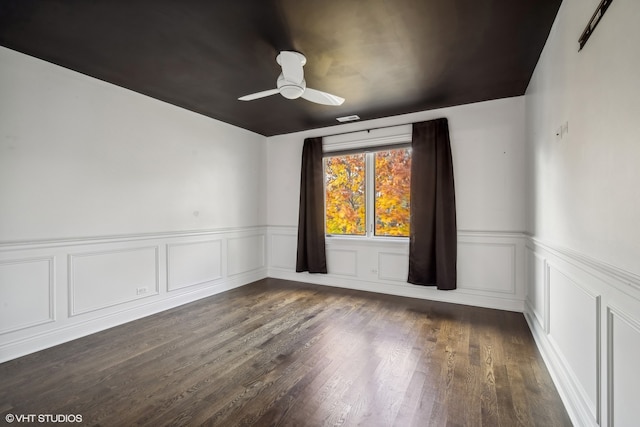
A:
[277,74,306,99]
[239,51,345,106]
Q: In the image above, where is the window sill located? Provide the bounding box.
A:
[325,235,410,246]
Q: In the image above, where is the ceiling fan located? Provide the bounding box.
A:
[238,51,345,106]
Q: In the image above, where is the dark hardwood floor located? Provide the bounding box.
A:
[0,278,571,426]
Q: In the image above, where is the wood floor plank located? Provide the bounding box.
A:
[400,322,441,426]
[0,278,572,426]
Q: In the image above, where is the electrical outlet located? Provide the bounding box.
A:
[136,287,148,295]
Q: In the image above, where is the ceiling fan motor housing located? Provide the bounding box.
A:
[277,74,306,99]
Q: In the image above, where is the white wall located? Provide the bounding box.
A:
[524,1,640,425]
[525,0,640,276]
[0,47,268,362]
[267,96,529,311]
[268,97,526,232]
[0,47,266,241]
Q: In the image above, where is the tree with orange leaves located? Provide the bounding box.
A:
[374,148,411,236]
[324,148,411,237]
[324,153,366,235]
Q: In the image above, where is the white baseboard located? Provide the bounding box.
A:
[267,226,528,312]
[524,304,595,427]
[0,269,266,363]
[268,268,524,312]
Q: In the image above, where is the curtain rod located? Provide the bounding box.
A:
[318,122,414,139]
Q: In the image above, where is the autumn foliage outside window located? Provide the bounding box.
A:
[374,149,411,236]
[324,147,411,237]
[324,153,366,235]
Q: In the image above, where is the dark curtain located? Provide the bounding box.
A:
[296,137,327,273]
[408,118,457,290]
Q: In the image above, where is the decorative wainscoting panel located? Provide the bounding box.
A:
[69,246,160,315]
[547,264,600,423]
[524,238,640,427]
[378,252,409,281]
[227,235,265,276]
[0,257,55,334]
[0,227,267,363]
[457,241,515,293]
[269,233,297,270]
[525,245,548,332]
[167,240,222,291]
[327,249,358,277]
[267,226,526,312]
[607,306,640,427]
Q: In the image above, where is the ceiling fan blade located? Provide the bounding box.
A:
[301,88,345,106]
[277,51,305,84]
[238,89,279,101]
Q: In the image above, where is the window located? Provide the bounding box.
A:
[324,146,411,238]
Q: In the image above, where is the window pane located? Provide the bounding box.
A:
[324,154,366,235]
[374,148,411,237]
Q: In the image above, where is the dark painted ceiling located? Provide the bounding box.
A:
[0,0,561,136]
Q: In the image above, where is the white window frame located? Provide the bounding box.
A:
[322,125,412,241]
